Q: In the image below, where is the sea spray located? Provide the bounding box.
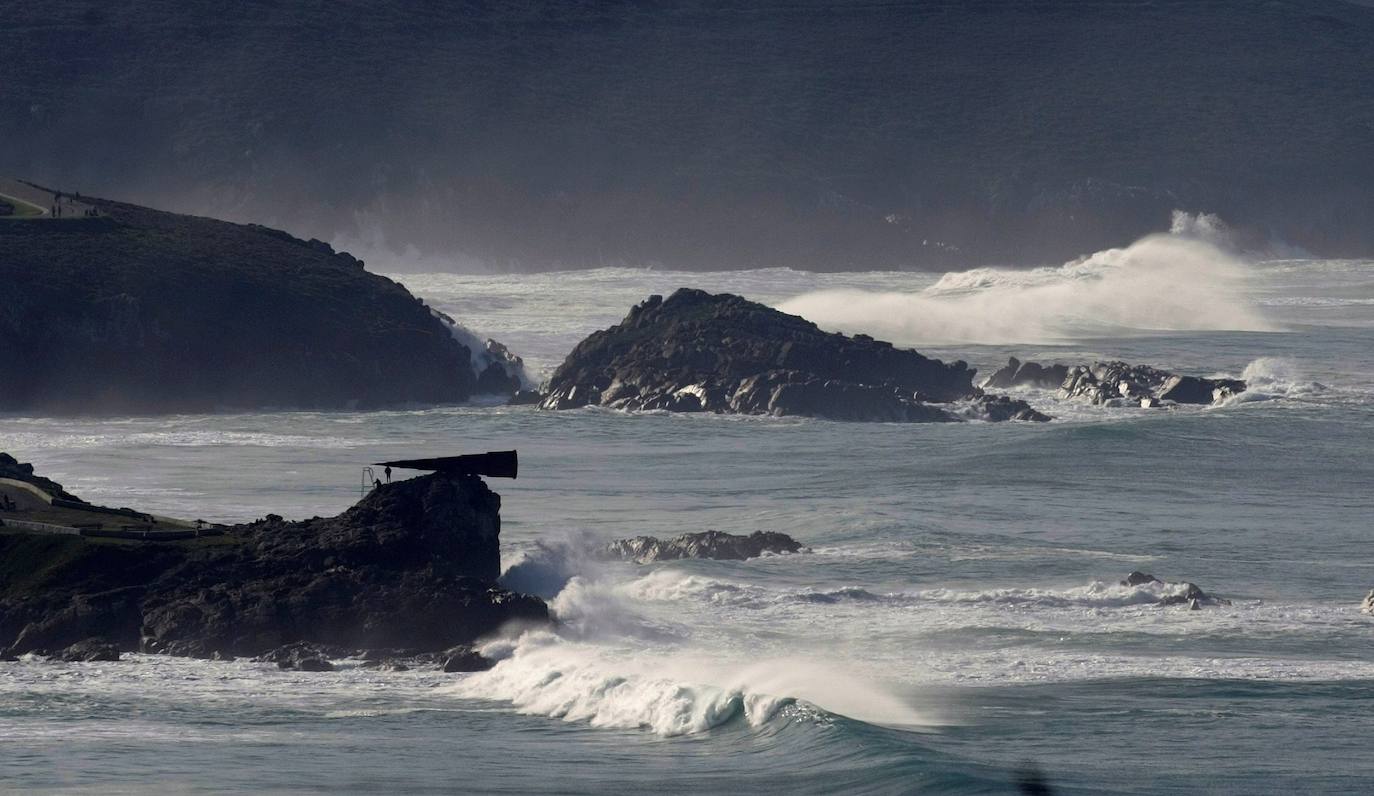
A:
[778,217,1275,345]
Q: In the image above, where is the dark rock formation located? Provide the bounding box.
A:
[60,638,120,662]
[984,357,1245,408]
[964,394,1052,423]
[0,467,549,659]
[982,357,1071,390]
[1062,362,1245,407]
[1120,571,1231,608]
[257,642,349,672]
[604,530,809,563]
[541,289,1046,422]
[441,645,495,673]
[0,190,510,413]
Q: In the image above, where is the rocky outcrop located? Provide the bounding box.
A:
[1120,571,1231,608]
[1361,590,1374,616]
[0,191,519,413]
[540,289,1047,422]
[441,645,495,673]
[604,530,809,563]
[964,394,1052,423]
[981,357,1245,408]
[1063,362,1245,407]
[982,357,1070,390]
[0,467,549,660]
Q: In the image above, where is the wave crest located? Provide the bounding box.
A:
[778,214,1275,345]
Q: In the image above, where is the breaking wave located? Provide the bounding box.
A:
[777,213,1275,345]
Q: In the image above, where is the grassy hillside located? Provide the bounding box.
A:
[2,1,1372,270]
[0,189,476,413]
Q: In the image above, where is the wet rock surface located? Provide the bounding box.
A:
[541,289,1045,422]
[604,530,809,563]
[983,357,1246,407]
[1120,571,1231,608]
[60,638,120,662]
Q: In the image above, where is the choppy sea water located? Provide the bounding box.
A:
[3,236,1373,793]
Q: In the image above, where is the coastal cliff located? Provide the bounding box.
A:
[0,189,505,413]
[0,462,547,659]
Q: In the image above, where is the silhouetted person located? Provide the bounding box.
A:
[373,478,382,490]
[384,466,392,483]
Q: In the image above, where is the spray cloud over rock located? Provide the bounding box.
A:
[778,214,1275,346]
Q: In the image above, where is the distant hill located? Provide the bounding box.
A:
[0,187,482,413]
[3,1,1372,271]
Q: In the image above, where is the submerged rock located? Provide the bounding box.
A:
[60,638,120,662]
[257,642,347,671]
[541,289,1047,422]
[1120,572,1231,608]
[441,645,495,673]
[604,530,809,563]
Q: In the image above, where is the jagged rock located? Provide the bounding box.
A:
[541,289,1047,422]
[59,638,120,662]
[1158,374,1246,404]
[604,530,809,563]
[982,357,1070,390]
[966,394,1051,422]
[1057,361,1246,406]
[1361,590,1374,615]
[0,465,550,659]
[442,645,494,673]
[1121,571,1163,587]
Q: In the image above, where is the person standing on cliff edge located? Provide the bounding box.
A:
[384,466,391,483]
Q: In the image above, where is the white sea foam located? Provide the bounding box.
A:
[777,215,1275,345]
[454,630,930,734]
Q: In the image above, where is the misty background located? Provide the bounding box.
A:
[4,0,1373,271]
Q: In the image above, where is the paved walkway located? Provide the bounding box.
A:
[0,176,96,219]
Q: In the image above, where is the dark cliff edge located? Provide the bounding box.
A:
[540,288,1048,422]
[0,187,488,413]
[0,466,548,659]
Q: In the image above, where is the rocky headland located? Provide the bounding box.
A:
[0,458,547,663]
[540,289,1048,423]
[983,356,1246,408]
[0,184,523,413]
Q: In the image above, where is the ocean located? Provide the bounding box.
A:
[3,228,1373,793]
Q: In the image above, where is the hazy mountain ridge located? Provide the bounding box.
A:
[4,0,1373,270]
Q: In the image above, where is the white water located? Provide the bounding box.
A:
[778,218,1275,346]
